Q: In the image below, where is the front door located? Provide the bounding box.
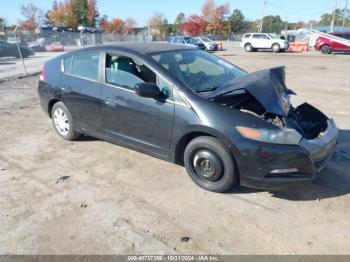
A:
[101,53,174,158]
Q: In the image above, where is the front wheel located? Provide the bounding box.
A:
[272,43,281,53]
[184,136,238,193]
[51,102,82,141]
[244,43,253,52]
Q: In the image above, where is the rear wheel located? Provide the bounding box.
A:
[320,45,332,55]
[184,136,238,193]
[244,43,253,52]
[51,102,82,141]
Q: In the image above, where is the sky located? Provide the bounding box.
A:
[0,0,344,26]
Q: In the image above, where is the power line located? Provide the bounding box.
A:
[267,1,330,16]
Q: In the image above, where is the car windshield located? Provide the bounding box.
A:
[183,37,191,43]
[190,38,201,44]
[201,37,212,42]
[151,50,245,93]
[268,34,279,39]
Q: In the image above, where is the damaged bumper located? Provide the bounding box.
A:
[300,119,338,172]
[234,119,338,190]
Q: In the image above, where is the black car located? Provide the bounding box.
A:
[0,40,34,58]
[38,43,338,193]
[168,36,206,50]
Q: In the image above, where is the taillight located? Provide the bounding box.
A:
[40,66,46,82]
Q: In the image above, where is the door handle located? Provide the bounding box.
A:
[104,97,117,107]
[61,85,72,94]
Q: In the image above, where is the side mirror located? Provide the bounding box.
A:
[135,82,161,99]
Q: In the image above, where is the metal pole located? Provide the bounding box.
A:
[285,17,288,39]
[331,0,338,32]
[260,1,267,32]
[343,0,348,31]
[14,26,27,75]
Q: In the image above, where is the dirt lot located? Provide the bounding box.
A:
[0,45,350,255]
[0,52,63,80]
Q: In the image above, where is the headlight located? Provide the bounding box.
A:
[235,126,302,145]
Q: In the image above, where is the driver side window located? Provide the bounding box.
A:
[105,54,171,98]
[105,54,156,90]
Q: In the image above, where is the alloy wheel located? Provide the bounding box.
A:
[53,108,70,136]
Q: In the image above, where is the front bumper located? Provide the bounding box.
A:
[206,44,218,51]
[281,42,289,50]
[233,119,338,190]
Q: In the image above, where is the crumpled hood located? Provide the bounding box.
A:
[207,66,293,117]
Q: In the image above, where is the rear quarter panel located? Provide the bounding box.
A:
[37,55,63,115]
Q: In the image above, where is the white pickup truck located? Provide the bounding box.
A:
[240,33,289,53]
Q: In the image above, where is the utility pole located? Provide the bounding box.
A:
[14,25,27,76]
[343,0,348,31]
[284,17,288,40]
[330,0,338,32]
[259,0,267,32]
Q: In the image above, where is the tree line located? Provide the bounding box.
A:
[0,0,349,37]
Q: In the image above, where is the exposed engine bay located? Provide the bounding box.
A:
[207,67,329,140]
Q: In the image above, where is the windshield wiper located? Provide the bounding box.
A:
[195,86,219,93]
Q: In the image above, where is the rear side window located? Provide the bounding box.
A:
[244,34,251,38]
[252,34,268,39]
[70,52,100,81]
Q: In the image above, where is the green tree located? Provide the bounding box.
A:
[160,19,173,38]
[229,9,245,33]
[70,0,89,27]
[319,8,350,26]
[174,12,185,34]
[262,15,284,33]
[0,17,5,32]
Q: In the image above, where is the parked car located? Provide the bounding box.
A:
[0,40,34,58]
[46,42,64,52]
[192,36,218,51]
[168,36,206,50]
[28,38,47,52]
[38,43,338,193]
[241,33,289,53]
[315,32,350,54]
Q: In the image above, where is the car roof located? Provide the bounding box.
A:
[73,42,195,55]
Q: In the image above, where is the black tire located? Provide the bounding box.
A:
[272,43,281,53]
[51,102,82,141]
[244,43,253,52]
[320,45,332,55]
[184,136,238,193]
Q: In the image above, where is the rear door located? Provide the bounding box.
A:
[101,52,174,158]
[60,51,104,136]
[251,34,263,48]
[260,34,272,48]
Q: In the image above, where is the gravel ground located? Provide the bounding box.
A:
[0,52,64,80]
[0,44,349,255]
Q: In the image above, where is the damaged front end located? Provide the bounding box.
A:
[208,67,338,188]
[208,67,334,140]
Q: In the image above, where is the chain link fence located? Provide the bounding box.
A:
[0,27,243,79]
[0,29,153,79]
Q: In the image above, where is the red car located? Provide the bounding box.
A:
[315,32,350,54]
[45,42,64,52]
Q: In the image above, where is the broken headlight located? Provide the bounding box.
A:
[235,126,302,145]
